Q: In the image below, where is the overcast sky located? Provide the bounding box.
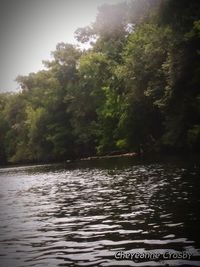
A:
[0,0,123,92]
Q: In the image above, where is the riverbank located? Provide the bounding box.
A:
[79,152,138,161]
[1,151,199,168]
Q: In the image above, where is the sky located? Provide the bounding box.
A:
[0,0,123,92]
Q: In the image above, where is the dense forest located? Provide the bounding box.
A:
[0,0,200,164]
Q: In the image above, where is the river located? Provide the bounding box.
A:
[0,157,200,267]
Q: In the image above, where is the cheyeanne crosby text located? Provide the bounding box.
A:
[115,251,192,261]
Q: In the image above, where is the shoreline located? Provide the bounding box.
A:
[1,151,199,168]
[78,152,138,162]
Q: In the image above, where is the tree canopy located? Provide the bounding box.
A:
[0,0,200,164]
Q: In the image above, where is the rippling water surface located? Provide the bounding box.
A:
[0,157,200,267]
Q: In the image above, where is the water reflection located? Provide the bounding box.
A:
[0,158,200,266]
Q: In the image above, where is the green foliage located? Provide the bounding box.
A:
[0,0,200,165]
[116,139,128,150]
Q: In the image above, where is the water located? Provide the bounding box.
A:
[0,157,200,267]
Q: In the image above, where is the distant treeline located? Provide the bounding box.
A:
[0,0,200,164]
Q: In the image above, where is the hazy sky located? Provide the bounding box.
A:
[0,0,123,92]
